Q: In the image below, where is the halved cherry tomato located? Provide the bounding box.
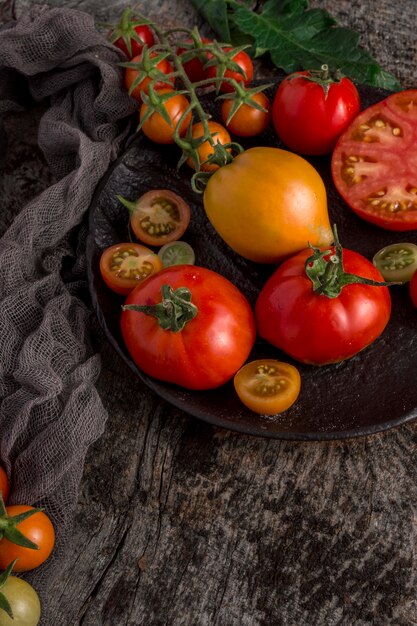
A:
[100,243,162,295]
[221,92,271,137]
[118,190,191,247]
[158,241,195,267]
[410,270,417,307]
[186,121,231,172]
[0,468,10,504]
[234,360,301,415]
[140,90,192,144]
[0,506,55,572]
[124,52,174,101]
[177,37,212,83]
[332,89,417,231]
[207,48,253,93]
[373,243,417,282]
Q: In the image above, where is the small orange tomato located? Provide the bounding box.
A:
[0,467,10,503]
[124,52,174,102]
[100,243,163,296]
[234,359,301,415]
[186,121,231,172]
[140,90,192,144]
[221,92,271,137]
[0,505,55,572]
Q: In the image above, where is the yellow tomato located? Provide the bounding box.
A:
[203,147,332,263]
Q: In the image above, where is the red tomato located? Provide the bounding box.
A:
[0,467,10,503]
[100,243,162,296]
[221,92,271,137]
[0,505,55,572]
[255,246,392,365]
[177,37,212,83]
[207,48,254,93]
[186,121,231,171]
[140,89,192,144]
[272,67,361,155]
[108,8,155,59]
[410,270,417,307]
[124,53,174,102]
[332,89,417,231]
[121,265,256,389]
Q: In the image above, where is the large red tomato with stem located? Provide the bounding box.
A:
[272,65,361,155]
[255,230,392,365]
[332,89,417,231]
[121,265,256,390]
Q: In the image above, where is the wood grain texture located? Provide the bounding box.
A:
[1,1,417,625]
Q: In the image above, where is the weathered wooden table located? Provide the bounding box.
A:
[1,1,417,624]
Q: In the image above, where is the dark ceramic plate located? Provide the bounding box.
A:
[87,79,417,440]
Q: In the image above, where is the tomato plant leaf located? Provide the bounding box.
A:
[190,0,231,42]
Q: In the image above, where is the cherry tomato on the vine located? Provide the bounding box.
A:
[332,89,417,231]
[177,37,213,83]
[207,48,254,93]
[410,270,417,307]
[221,92,271,137]
[0,575,41,626]
[108,8,155,59]
[0,467,10,504]
[234,360,301,415]
[273,66,361,155]
[0,506,55,572]
[124,52,174,102]
[186,121,231,171]
[100,243,162,296]
[140,89,192,144]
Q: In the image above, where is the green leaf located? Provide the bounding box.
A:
[190,0,231,42]
[0,593,13,619]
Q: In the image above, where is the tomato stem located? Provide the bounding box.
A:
[123,285,198,331]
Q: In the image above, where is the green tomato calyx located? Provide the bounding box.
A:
[0,495,41,550]
[123,285,198,331]
[305,225,398,298]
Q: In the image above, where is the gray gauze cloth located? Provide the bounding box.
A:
[0,4,135,594]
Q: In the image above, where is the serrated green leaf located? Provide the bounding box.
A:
[189,0,231,42]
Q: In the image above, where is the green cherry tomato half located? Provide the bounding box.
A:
[158,241,195,267]
[0,576,41,626]
[373,242,417,282]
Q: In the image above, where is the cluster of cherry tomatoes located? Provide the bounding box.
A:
[0,466,54,625]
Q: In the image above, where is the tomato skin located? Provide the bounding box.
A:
[140,90,192,144]
[272,72,361,155]
[177,38,212,83]
[0,506,55,572]
[100,243,162,296]
[121,265,256,390]
[186,121,231,172]
[111,24,154,59]
[331,90,417,231]
[129,190,191,246]
[410,271,417,307]
[255,248,391,365]
[0,467,10,503]
[124,53,174,101]
[0,576,41,626]
[203,146,332,263]
[207,48,254,93]
[221,92,271,137]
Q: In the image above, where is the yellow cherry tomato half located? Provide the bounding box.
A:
[234,359,301,415]
[100,243,162,296]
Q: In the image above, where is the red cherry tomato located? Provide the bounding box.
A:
[332,89,417,231]
[121,265,256,390]
[207,48,254,93]
[272,66,361,155]
[221,92,271,137]
[124,52,174,102]
[100,243,162,296]
[0,467,10,503]
[140,89,192,144]
[0,505,55,572]
[410,270,417,307]
[108,9,155,59]
[177,37,212,83]
[255,246,391,365]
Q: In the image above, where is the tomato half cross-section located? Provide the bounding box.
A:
[121,265,256,390]
[100,243,162,296]
[332,89,417,231]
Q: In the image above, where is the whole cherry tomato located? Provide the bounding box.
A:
[108,8,154,59]
[0,467,10,504]
[121,265,256,390]
[273,65,361,155]
[124,52,174,102]
[186,121,231,172]
[140,89,192,144]
[332,89,417,231]
[0,505,55,572]
[177,37,213,83]
[207,48,254,93]
[410,270,417,307]
[255,236,392,365]
[221,91,271,137]
[0,573,41,625]
[203,146,332,263]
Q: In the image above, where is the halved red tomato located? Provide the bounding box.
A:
[100,243,162,295]
[332,90,417,231]
[118,190,191,246]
